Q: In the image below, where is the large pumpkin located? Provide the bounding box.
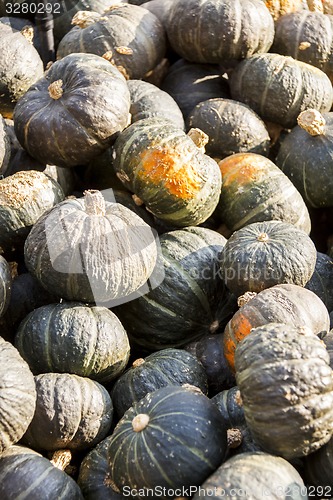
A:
[13,53,131,168]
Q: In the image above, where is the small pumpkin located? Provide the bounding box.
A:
[219,220,317,297]
[235,323,333,458]
[0,256,11,319]
[215,152,311,233]
[13,53,131,168]
[15,302,130,384]
[108,385,228,492]
[230,52,333,129]
[22,373,113,451]
[223,283,330,372]
[0,337,36,456]
[305,251,333,311]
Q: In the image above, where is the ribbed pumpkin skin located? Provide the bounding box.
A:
[223,283,330,372]
[0,338,36,456]
[216,152,311,233]
[0,170,65,254]
[0,445,84,500]
[0,256,11,319]
[22,373,113,452]
[13,53,130,168]
[276,112,333,207]
[0,23,43,118]
[111,348,208,417]
[128,79,185,129]
[57,4,166,80]
[108,385,228,492]
[166,0,274,64]
[0,116,10,175]
[193,451,307,499]
[220,220,317,297]
[230,53,333,128]
[187,99,270,159]
[15,302,130,384]
[24,192,158,305]
[235,323,333,458]
[305,252,333,312]
[112,118,222,226]
[114,227,237,351]
[304,435,333,489]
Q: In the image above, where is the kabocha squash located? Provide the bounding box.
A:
[0,23,43,118]
[0,337,36,456]
[113,227,237,351]
[22,373,113,452]
[0,256,11,319]
[0,170,64,255]
[111,348,208,417]
[230,52,333,129]
[276,109,333,207]
[223,283,330,372]
[112,118,222,226]
[108,385,228,493]
[57,4,166,80]
[193,451,307,499]
[304,435,333,489]
[128,79,185,129]
[15,302,130,384]
[24,190,158,305]
[305,252,333,312]
[0,445,84,500]
[13,53,131,168]
[0,115,10,175]
[235,323,333,458]
[216,152,311,233]
[166,0,274,64]
[219,220,317,297]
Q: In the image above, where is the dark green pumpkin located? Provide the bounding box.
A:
[108,385,228,492]
[235,322,333,459]
[276,109,333,207]
[304,434,333,489]
[22,373,113,451]
[112,118,222,226]
[0,337,36,456]
[0,115,10,175]
[0,445,84,499]
[15,302,130,384]
[230,52,333,129]
[14,53,131,168]
[111,348,208,417]
[56,4,166,81]
[114,226,237,351]
[220,220,317,297]
[24,190,158,305]
[166,0,274,64]
[305,251,333,311]
[193,451,307,499]
[0,256,11,319]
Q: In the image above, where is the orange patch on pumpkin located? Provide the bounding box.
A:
[219,153,267,188]
[224,313,253,372]
[137,147,202,200]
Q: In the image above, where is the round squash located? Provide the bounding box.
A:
[13,53,131,168]
[111,348,208,417]
[305,251,333,312]
[235,323,333,458]
[276,109,333,207]
[193,451,307,499]
[112,118,222,227]
[57,4,166,81]
[230,52,333,129]
[216,152,311,233]
[0,256,11,319]
[223,283,330,372]
[0,337,36,456]
[113,226,237,351]
[108,385,228,492]
[24,189,158,305]
[166,0,274,64]
[187,99,270,159]
[0,115,10,175]
[15,302,130,384]
[323,329,333,368]
[304,435,333,489]
[219,220,317,297]
[22,373,113,452]
[0,16,41,56]
[0,445,84,500]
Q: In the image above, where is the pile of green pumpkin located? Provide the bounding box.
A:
[2,0,333,498]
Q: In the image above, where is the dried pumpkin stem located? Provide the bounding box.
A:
[227,428,243,449]
[187,128,209,152]
[50,449,72,471]
[132,358,145,368]
[20,26,34,44]
[257,232,269,242]
[237,291,257,308]
[71,10,101,28]
[84,190,106,216]
[48,80,63,100]
[132,414,150,432]
[297,109,326,136]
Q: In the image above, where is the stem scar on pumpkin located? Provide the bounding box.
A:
[132,414,149,432]
[48,80,63,100]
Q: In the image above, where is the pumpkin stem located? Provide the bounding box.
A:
[297,109,326,136]
[71,10,101,28]
[257,232,269,243]
[132,194,144,206]
[227,428,243,449]
[84,190,106,216]
[307,0,324,12]
[237,291,257,308]
[182,384,203,395]
[187,128,209,152]
[209,319,219,333]
[48,80,64,100]
[20,26,34,44]
[132,413,150,432]
[132,358,145,368]
[50,449,72,471]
